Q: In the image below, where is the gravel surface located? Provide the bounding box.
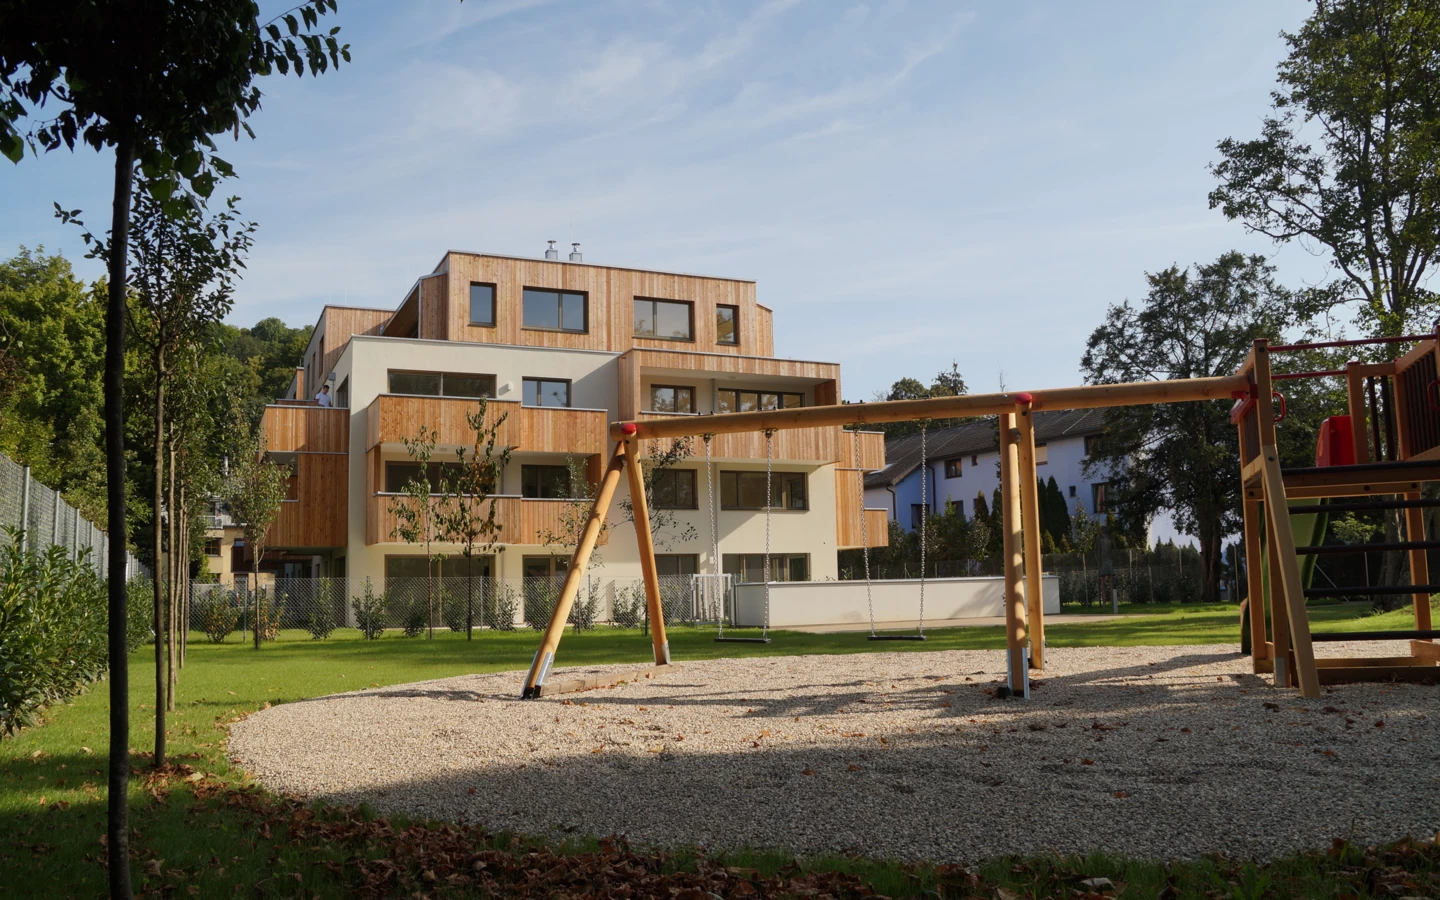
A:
[227,644,1440,862]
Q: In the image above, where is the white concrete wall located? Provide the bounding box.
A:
[732,575,1060,628]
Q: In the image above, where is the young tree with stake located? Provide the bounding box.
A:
[437,403,512,638]
[225,431,290,650]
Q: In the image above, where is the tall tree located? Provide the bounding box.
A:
[391,426,445,640]
[437,403,512,638]
[874,362,969,437]
[1081,252,1293,603]
[1210,0,1440,338]
[224,430,289,650]
[2,6,346,891]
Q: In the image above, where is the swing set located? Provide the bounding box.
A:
[520,341,1440,700]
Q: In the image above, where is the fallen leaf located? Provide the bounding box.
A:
[801,769,815,776]
[1081,759,1095,765]
[1112,791,1130,799]
[79,746,92,755]
[847,764,862,772]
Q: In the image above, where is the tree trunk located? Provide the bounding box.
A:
[105,130,136,900]
[166,439,177,712]
[253,548,262,650]
[179,486,188,668]
[151,351,166,769]
[466,551,474,640]
[1199,523,1221,605]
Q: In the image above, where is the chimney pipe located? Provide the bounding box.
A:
[544,240,559,260]
[569,242,583,262]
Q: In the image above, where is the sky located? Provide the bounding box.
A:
[1,0,1329,404]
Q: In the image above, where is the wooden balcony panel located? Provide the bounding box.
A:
[366,395,519,450]
[518,406,609,455]
[262,405,348,454]
[267,454,346,548]
[639,412,846,462]
[518,498,608,546]
[365,494,604,546]
[835,468,889,549]
[836,430,886,470]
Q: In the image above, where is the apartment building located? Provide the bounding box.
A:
[260,248,887,593]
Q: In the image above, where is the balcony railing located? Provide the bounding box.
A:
[637,411,885,467]
[366,394,608,455]
[261,404,348,453]
[365,493,607,546]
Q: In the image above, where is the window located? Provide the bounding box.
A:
[911,504,926,530]
[385,461,482,494]
[522,288,587,332]
[720,470,807,510]
[284,468,298,501]
[652,469,697,509]
[656,554,698,577]
[944,458,962,479]
[723,553,809,583]
[521,465,572,499]
[716,305,738,345]
[523,377,571,408]
[1084,434,1102,457]
[1069,485,1076,498]
[947,499,963,516]
[649,384,695,413]
[971,455,978,466]
[634,298,694,340]
[335,376,349,409]
[1035,443,1048,465]
[1092,482,1110,514]
[387,370,495,398]
[204,538,221,557]
[523,555,569,578]
[469,282,496,326]
[717,389,803,413]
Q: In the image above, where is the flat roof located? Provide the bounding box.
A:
[440,249,758,285]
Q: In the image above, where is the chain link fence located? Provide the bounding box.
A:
[184,574,741,642]
[0,452,148,579]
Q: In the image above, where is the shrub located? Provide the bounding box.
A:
[523,580,559,631]
[125,575,154,651]
[351,579,386,640]
[611,584,646,629]
[0,533,108,737]
[198,592,240,644]
[400,596,427,638]
[485,583,519,631]
[441,587,467,634]
[302,601,336,641]
[255,589,283,642]
[567,578,600,632]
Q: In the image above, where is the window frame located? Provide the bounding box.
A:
[716,304,739,345]
[651,468,698,509]
[716,388,804,414]
[203,538,222,557]
[468,281,497,327]
[1035,443,1048,466]
[522,376,572,408]
[648,383,696,414]
[944,458,962,479]
[655,554,699,577]
[1092,482,1109,514]
[722,552,809,583]
[1084,434,1102,457]
[386,370,496,399]
[633,297,696,342]
[521,287,589,334]
[719,470,808,510]
[520,464,573,499]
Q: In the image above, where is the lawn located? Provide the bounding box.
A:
[2,600,1437,898]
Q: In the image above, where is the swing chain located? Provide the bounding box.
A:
[762,429,773,640]
[858,427,876,637]
[704,433,725,635]
[918,420,927,636]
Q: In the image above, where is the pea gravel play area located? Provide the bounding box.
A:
[227,644,1440,863]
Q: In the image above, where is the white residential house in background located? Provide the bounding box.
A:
[864,409,1118,532]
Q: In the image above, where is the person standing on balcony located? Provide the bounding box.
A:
[315,384,332,407]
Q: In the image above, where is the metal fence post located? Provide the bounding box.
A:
[19,465,30,552]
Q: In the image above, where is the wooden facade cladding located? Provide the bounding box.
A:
[365,394,607,455]
[434,253,770,354]
[834,468,890,549]
[319,307,392,378]
[365,494,606,547]
[618,347,842,420]
[756,305,774,357]
[836,431,886,470]
[637,412,886,468]
[267,454,347,549]
[262,405,348,454]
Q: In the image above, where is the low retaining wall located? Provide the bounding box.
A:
[732,575,1060,629]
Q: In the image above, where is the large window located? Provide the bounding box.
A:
[723,553,808,583]
[720,470,807,510]
[649,384,695,413]
[652,469,697,509]
[524,555,569,578]
[522,288,587,332]
[656,554,698,577]
[717,389,803,413]
[911,504,926,530]
[521,465,572,499]
[384,461,490,494]
[388,370,495,398]
[1092,482,1109,514]
[1035,443,1048,465]
[716,305,738,345]
[469,282,496,326]
[944,458,962,479]
[204,538,221,557]
[634,297,694,340]
[523,377,571,408]
[335,376,349,409]
[1084,434,1102,457]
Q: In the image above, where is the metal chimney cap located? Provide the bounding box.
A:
[569,242,583,262]
[544,240,559,260]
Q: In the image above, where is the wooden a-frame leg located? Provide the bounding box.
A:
[999,413,1029,693]
[1259,447,1321,699]
[1016,405,1045,669]
[520,443,627,699]
[1243,498,1268,671]
[1266,515,1290,685]
[624,438,670,666]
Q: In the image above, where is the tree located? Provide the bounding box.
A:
[2,5,346,890]
[874,362,970,437]
[436,403,512,639]
[1081,252,1293,603]
[391,425,445,640]
[1210,0,1440,338]
[224,431,290,650]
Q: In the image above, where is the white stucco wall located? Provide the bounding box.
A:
[732,575,1060,628]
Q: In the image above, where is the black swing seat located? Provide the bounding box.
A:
[716,636,771,644]
[868,634,926,642]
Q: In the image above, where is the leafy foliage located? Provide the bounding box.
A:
[620,438,698,550]
[197,592,240,644]
[125,575,155,652]
[0,534,107,737]
[224,430,290,648]
[391,424,445,639]
[436,401,511,639]
[873,361,969,437]
[350,579,386,641]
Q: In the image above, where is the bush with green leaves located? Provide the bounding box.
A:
[351,579,386,640]
[125,575,155,651]
[302,601,336,641]
[567,578,600,632]
[197,592,240,643]
[400,596,427,638]
[0,533,108,737]
[484,583,519,631]
[610,584,646,629]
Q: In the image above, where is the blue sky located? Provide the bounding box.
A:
[2,0,1325,402]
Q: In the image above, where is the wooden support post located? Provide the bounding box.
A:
[1016,401,1045,669]
[1346,363,1370,463]
[1242,497,1268,671]
[520,443,627,699]
[1260,449,1322,699]
[999,412,1029,692]
[1405,497,1433,634]
[1266,512,1290,684]
[623,438,670,666]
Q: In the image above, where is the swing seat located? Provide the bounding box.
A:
[716,636,771,644]
[868,634,927,642]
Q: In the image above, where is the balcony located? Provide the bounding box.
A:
[835,468,890,549]
[261,404,348,453]
[638,412,886,468]
[366,394,607,456]
[365,494,607,546]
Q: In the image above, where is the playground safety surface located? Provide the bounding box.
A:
[229,644,1439,862]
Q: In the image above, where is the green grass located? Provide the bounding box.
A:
[2,601,1436,897]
